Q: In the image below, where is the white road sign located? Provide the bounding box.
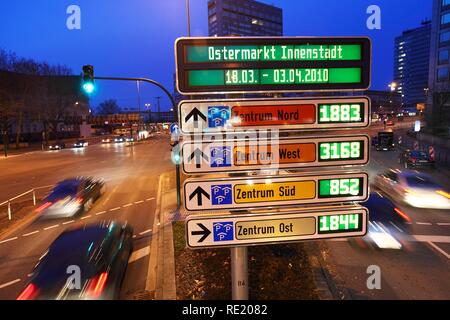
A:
[186,206,369,248]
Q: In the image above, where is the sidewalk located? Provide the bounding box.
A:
[146,171,178,300]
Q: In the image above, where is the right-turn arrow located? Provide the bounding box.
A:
[191,223,211,243]
[188,186,210,206]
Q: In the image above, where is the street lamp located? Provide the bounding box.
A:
[388,82,397,92]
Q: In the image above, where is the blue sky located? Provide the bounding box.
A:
[0,0,432,111]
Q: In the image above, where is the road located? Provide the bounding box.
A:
[0,122,449,300]
[0,134,173,299]
[321,127,450,300]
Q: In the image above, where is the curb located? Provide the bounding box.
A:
[145,171,177,300]
[304,241,350,300]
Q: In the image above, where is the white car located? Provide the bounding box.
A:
[374,169,450,209]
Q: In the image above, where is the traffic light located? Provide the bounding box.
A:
[82,65,95,94]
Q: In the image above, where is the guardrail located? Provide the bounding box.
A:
[0,185,53,220]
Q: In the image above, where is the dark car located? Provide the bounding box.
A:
[73,139,88,148]
[36,177,104,218]
[374,131,395,151]
[17,221,133,300]
[398,150,435,169]
[353,192,411,250]
[48,141,66,150]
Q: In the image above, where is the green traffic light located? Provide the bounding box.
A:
[83,82,95,94]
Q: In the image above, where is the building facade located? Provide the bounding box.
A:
[428,0,450,134]
[394,21,431,110]
[208,0,282,36]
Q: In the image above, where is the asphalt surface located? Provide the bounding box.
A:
[321,126,450,300]
[0,134,173,299]
[0,122,449,300]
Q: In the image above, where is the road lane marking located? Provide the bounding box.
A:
[416,222,432,226]
[44,224,59,230]
[409,235,450,243]
[95,211,106,216]
[437,223,450,226]
[134,200,144,204]
[145,197,155,201]
[109,207,121,212]
[62,220,75,225]
[22,230,39,237]
[128,246,150,263]
[0,237,18,244]
[80,215,91,220]
[427,242,450,260]
[0,279,21,289]
[139,229,152,236]
[123,203,133,208]
[389,221,404,233]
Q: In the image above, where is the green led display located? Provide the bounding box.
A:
[319,178,362,198]
[176,37,371,93]
[188,68,361,87]
[318,141,363,161]
[318,213,362,234]
[318,103,363,123]
[187,44,362,62]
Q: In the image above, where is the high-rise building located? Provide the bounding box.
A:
[208,0,282,36]
[427,0,450,133]
[393,21,431,111]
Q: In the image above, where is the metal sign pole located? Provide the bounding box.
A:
[231,246,248,300]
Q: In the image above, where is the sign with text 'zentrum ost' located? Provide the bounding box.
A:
[183,172,368,211]
[175,37,371,94]
[179,96,370,134]
[186,206,368,248]
[181,135,370,174]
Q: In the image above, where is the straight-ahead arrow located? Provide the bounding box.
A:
[188,148,209,168]
[184,107,207,128]
[191,223,211,243]
[188,186,210,206]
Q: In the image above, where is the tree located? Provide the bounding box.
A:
[97,99,120,115]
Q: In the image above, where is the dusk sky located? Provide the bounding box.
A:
[0,0,432,112]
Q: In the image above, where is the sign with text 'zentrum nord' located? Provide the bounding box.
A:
[183,172,368,211]
[175,37,371,94]
[186,206,368,248]
[179,96,370,134]
[181,135,370,174]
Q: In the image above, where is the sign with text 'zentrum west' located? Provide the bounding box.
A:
[175,37,371,94]
[181,135,370,174]
[179,96,370,134]
[186,206,368,248]
[183,172,368,211]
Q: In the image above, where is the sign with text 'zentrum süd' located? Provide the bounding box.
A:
[179,96,370,134]
[181,135,370,174]
[175,37,371,94]
[186,206,368,248]
[184,172,368,211]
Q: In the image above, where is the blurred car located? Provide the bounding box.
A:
[73,139,88,148]
[48,141,65,150]
[386,119,394,126]
[358,192,411,249]
[125,136,134,142]
[36,177,104,218]
[374,169,450,209]
[114,136,126,143]
[101,137,112,144]
[17,221,133,300]
[398,150,434,169]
